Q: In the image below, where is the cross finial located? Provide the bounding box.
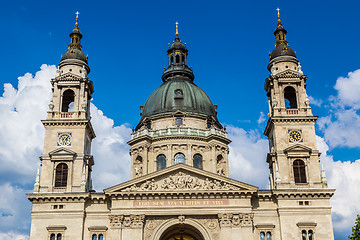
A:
[74,11,80,27]
[175,21,179,37]
[276,8,280,18]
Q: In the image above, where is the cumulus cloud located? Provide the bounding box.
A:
[227,126,269,188]
[90,104,131,190]
[318,69,360,148]
[316,136,360,232]
[309,96,323,107]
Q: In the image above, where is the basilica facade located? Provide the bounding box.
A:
[27,13,335,240]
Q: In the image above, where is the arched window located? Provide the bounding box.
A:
[175,118,183,125]
[308,230,313,240]
[174,153,185,164]
[217,155,223,163]
[157,154,166,171]
[99,234,104,240]
[302,230,307,240]
[62,89,75,112]
[284,86,297,109]
[92,234,97,240]
[50,234,55,240]
[55,163,68,187]
[260,232,265,240]
[175,55,180,64]
[293,160,306,183]
[193,154,203,169]
[56,233,62,240]
[266,232,271,240]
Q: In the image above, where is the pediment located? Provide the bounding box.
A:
[53,72,83,82]
[284,144,312,154]
[49,147,77,157]
[105,164,258,194]
[275,69,303,79]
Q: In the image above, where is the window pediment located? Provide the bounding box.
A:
[283,144,312,157]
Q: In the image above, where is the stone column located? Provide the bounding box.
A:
[240,213,254,239]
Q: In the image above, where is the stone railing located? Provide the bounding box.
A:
[47,111,88,120]
[286,109,299,115]
[131,127,227,140]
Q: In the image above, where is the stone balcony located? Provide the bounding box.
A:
[272,107,313,117]
[47,111,89,120]
[131,127,228,140]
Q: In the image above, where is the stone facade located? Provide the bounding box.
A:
[28,15,335,240]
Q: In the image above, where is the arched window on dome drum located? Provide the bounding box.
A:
[55,163,68,187]
[50,234,55,240]
[56,233,62,240]
[62,89,75,112]
[260,232,265,240]
[302,230,307,240]
[174,153,185,164]
[308,230,313,240]
[193,154,203,169]
[284,86,297,109]
[175,55,180,64]
[170,56,174,64]
[157,154,166,171]
[293,160,306,183]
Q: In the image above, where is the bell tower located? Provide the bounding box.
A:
[33,13,95,193]
[264,11,328,189]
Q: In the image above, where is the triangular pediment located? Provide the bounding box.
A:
[275,69,304,79]
[105,164,258,194]
[49,147,77,157]
[53,72,83,82]
[284,144,312,153]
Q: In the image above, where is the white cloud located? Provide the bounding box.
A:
[334,69,360,108]
[309,96,323,107]
[90,104,131,190]
[0,232,29,240]
[227,126,269,188]
[317,69,360,148]
[0,183,32,237]
[316,136,360,232]
[257,112,266,125]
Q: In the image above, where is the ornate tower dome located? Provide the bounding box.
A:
[138,23,219,129]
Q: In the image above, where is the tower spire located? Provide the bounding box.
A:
[68,11,82,50]
[175,21,179,37]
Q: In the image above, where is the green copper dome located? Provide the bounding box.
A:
[141,78,217,120]
[61,48,88,63]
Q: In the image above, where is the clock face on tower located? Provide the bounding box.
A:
[58,133,72,146]
[289,130,302,143]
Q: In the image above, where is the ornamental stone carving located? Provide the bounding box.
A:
[218,213,233,227]
[178,215,185,223]
[122,172,240,192]
[109,215,124,228]
[109,214,145,229]
[217,213,254,227]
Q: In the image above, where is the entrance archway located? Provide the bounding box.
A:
[160,224,204,240]
[153,218,211,240]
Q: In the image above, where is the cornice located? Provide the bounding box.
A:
[41,119,96,139]
[264,116,318,136]
[128,133,231,146]
[27,192,90,203]
[272,189,335,199]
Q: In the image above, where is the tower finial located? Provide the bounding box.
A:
[75,11,80,27]
[276,8,281,25]
[175,21,179,37]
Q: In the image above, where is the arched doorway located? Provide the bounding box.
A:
[159,224,205,240]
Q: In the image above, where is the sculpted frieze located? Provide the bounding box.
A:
[109,214,145,229]
[218,213,254,227]
[122,172,240,192]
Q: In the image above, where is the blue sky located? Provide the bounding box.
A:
[1,0,360,239]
